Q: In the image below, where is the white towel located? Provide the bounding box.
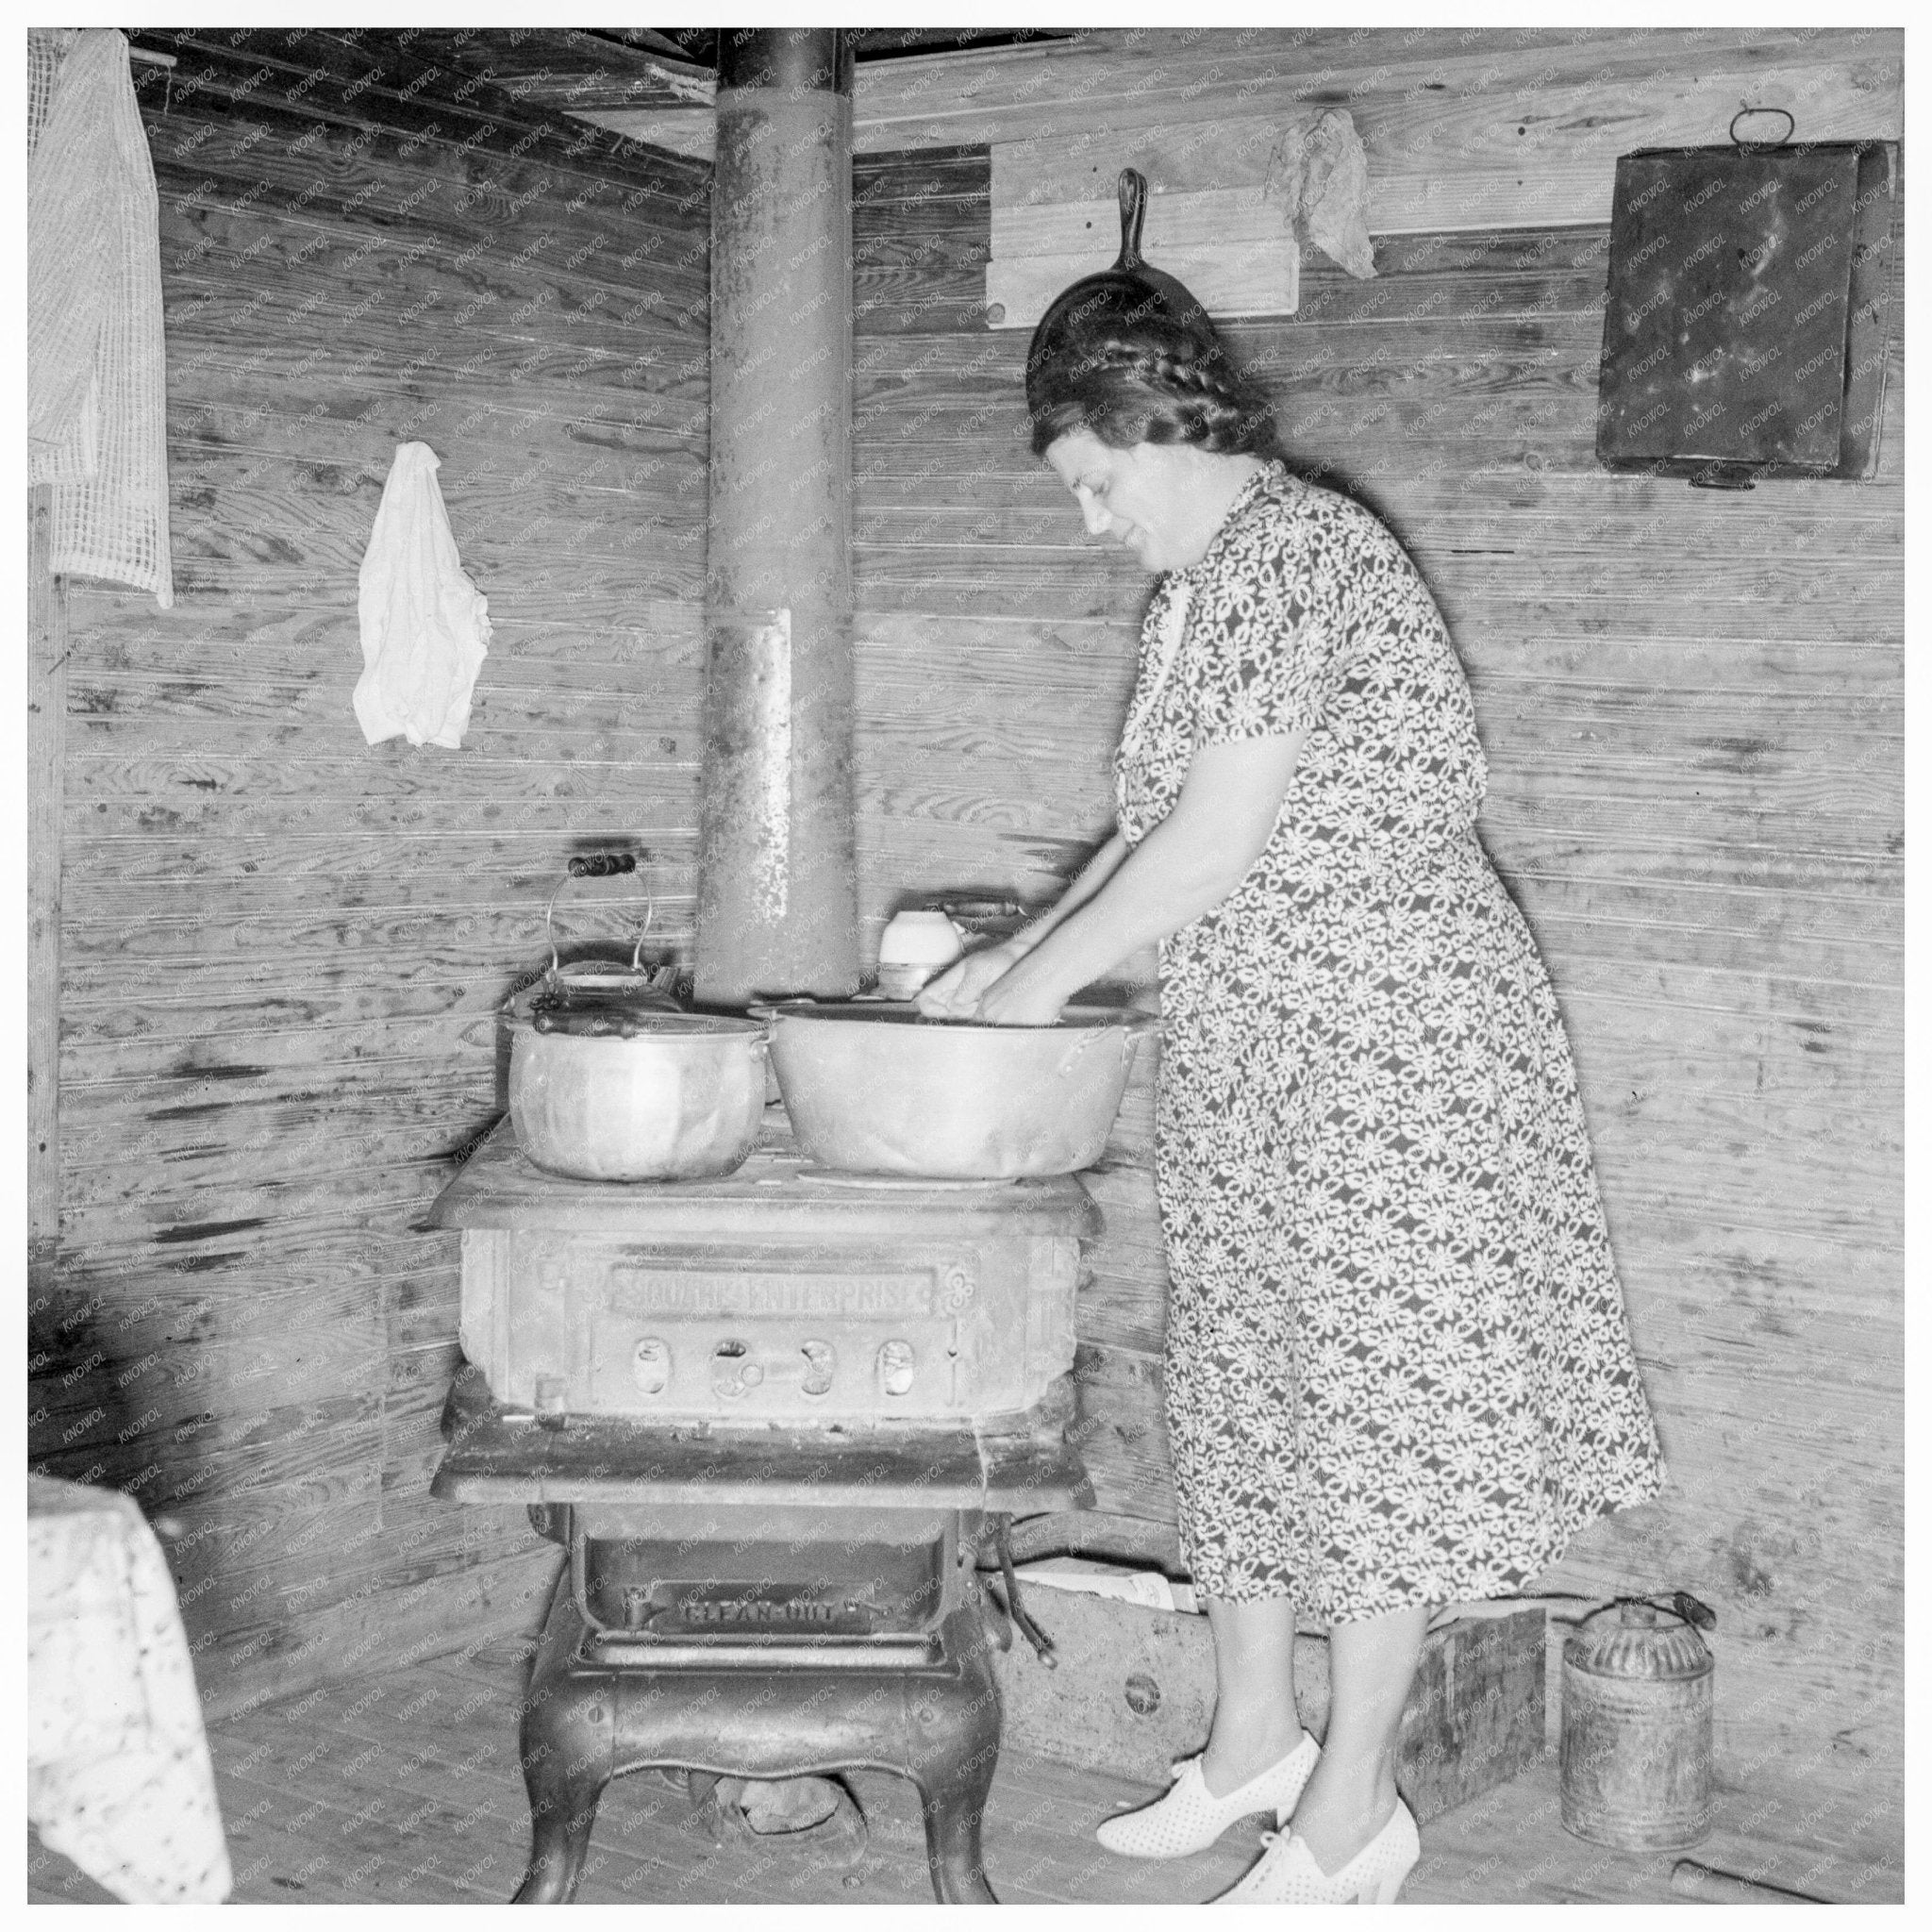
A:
[354,442,492,750]
[27,29,175,606]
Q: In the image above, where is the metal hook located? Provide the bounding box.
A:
[1729,106,1795,151]
[628,898,657,973]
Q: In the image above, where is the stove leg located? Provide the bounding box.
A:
[513,1753,608,1905]
[914,1757,999,1905]
[909,1608,1002,1905]
[513,1577,614,1903]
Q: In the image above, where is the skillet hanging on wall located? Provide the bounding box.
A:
[1025,168,1231,427]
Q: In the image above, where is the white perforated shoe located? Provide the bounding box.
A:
[1095,1732,1321,1859]
[1212,1796,1420,1904]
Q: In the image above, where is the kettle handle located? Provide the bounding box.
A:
[544,855,654,973]
[568,852,637,878]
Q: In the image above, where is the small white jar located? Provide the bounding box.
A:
[875,909,964,1000]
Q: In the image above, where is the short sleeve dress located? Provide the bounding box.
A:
[1115,462,1664,1621]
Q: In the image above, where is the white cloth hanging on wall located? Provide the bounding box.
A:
[27,28,175,607]
[1264,109,1377,281]
[354,442,493,750]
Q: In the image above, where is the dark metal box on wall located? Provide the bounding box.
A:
[1596,138,1898,485]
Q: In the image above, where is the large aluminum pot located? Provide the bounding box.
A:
[507,999,768,1183]
[757,1000,1155,1179]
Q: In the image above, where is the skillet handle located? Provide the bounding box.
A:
[1116,168,1149,272]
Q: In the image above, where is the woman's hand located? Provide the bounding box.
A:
[915,940,1074,1025]
[915,941,1027,1020]
[971,968,1073,1028]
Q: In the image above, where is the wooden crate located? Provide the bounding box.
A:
[992,1588,1545,1824]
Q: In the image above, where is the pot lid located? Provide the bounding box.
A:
[508,957,677,1007]
[756,999,1151,1033]
[520,1006,765,1041]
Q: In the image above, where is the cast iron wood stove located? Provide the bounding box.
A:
[430,1116,1097,1904]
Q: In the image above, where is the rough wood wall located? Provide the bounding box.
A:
[849,26,1902,1871]
[27,30,709,1713]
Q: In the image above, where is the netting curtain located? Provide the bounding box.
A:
[28,28,174,607]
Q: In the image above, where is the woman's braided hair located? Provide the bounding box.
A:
[1025,275,1279,460]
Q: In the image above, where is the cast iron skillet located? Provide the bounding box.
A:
[1032,167,1215,347]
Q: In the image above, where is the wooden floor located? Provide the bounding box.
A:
[28,1630,1902,1907]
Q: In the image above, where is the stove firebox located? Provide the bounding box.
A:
[454,1126,1092,1424]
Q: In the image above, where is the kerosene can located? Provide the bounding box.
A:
[1559,1599,1714,1849]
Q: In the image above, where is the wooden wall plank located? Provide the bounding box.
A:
[158,455,705,607]
[29,489,67,1268]
[57,908,695,999]
[54,1160,438,1250]
[857,27,1902,161]
[586,27,1905,189]
[991,182,1293,258]
[988,239,1298,329]
[158,199,707,361]
[67,592,704,657]
[857,498,1904,565]
[988,57,1899,240]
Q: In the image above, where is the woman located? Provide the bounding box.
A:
[917,284,1664,1905]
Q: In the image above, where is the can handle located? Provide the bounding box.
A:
[1668,1591,1717,1631]
[1609,1590,1716,1632]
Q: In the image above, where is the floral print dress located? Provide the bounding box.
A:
[1115,462,1664,1621]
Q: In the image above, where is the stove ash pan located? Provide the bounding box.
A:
[572,1505,966,1644]
[458,1225,1083,1422]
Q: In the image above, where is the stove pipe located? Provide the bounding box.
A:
[695,28,861,1006]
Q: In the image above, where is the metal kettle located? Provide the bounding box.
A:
[510,852,684,1034]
